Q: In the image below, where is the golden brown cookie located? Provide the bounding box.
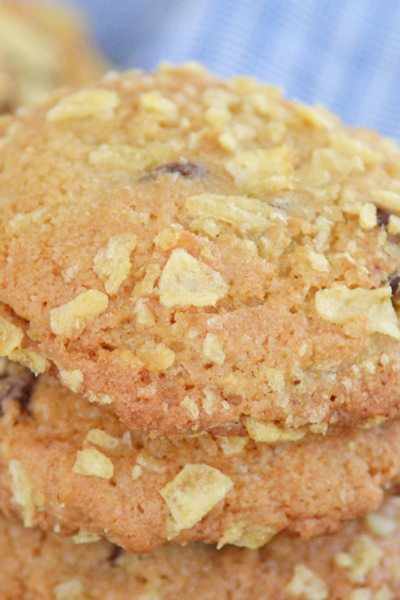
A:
[1,495,400,599]
[1,64,400,436]
[0,359,399,554]
[0,0,107,113]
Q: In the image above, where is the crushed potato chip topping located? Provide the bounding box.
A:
[245,418,306,443]
[47,88,119,122]
[285,565,329,600]
[72,448,114,480]
[217,519,276,549]
[160,463,233,530]
[9,460,35,527]
[94,234,137,295]
[50,290,109,338]
[158,248,228,308]
[316,285,400,339]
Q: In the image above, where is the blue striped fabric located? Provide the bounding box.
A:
[75,0,400,140]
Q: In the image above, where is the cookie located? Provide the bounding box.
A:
[1,495,400,599]
[1,64,400,436]
[0,0,107,113]
[0,359,399,554]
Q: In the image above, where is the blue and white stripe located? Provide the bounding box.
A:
[75,0,400,140]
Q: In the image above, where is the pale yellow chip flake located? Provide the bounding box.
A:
[245,418,306,443]
[364,512,397,537]
[72,448,114,480]
[202,333,225,365]
[224,146,294,196]
[159,463,233,530]
[0,316,23,356]
[72,531,101,544]
[50,289,109,339]
[59,369,84,393]
[139,90,177,114]
[94,233,137,295]
[285,565,329,600]
[53,579,86,600]
[132,264,161,297]
[315,284,400,339]
[218,436,249,456]
[47,88,119,122]
[158,248,228,308]
[217,519,276,549]
[136,341,175,372]
[9,348,50,374]
[9,460,35,527]
[334,534,383,583]
[372,190,400,217]
[86,428,119,450]
[185,193,284,234]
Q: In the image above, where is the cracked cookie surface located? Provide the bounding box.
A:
[1,64,400,435]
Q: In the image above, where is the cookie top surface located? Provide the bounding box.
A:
[0,359,399,553]
[1,64,400,435]
[0,0,107,114]
[1,495,400,600]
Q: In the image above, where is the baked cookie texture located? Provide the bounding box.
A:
[1,495,400,599]
[1,63,400,436]
[0,0,107,113]
[0,359,399,553]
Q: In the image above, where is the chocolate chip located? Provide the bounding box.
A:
[0,360,37,416]
[390,274,400,297]
[108,545,123,562]
[141,161,207,181]
[377,207,391,226]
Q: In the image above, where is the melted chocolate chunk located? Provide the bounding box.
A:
[390,274,400,297]
[377,207,391,227]
[0,360,37,416]
[141,161,207,181]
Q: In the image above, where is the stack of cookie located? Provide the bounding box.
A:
[0,37,400,599]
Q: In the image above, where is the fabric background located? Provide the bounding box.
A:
[71,0,400,140]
